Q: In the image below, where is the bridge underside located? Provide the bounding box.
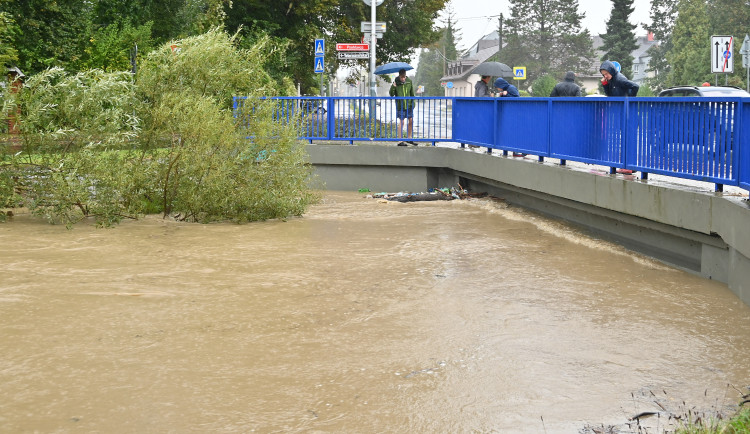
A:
[307,144,750,307]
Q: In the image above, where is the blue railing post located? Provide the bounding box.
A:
[327,97,335,140]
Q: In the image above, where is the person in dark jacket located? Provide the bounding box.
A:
[550,71,582,97]
[599,60,639,97]
[474,75,492,97]
[493,77,520,97]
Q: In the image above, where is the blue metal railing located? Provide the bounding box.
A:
[233,95,750,192]
[233,96,452,144]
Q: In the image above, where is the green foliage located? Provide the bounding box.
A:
[224,0,447,94]
[136,29,318,223]
[0,0,93,73]
[600,0,638,79]
[668,0,712,86]
[85,20,154,72]
[1,29,319,227]
[0,10,18,67]
[531,74,557,97]
[643,0,678,92]
[502,0,595,89]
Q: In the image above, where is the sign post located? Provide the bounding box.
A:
[314,39,325,96]
[740,34,750,92]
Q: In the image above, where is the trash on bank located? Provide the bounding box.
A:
[365,186,488,202]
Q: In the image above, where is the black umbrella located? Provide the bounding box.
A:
[472,62,513,78]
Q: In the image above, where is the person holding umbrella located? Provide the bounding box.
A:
[389,68,416,144]
[475,75,492,97]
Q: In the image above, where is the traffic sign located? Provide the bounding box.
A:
[314,39,325,56]
[362,33,382,43]
[336,43,370,51]
[740,34,750,68]
[711,35,734,73]
[361,22,387,33]
[362,0,384,5]
[337,52,370,60]
[513,67,526,80]
[314,56,324,73]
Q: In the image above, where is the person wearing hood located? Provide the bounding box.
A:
[550,71,582,97]
[475,75,492,97]
[599,60,639,97]
[493,77,520,97]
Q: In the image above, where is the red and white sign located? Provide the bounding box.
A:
[336,43,369,51]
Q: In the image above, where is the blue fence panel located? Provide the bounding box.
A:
[627,98,739,185]
[549,98,623,166]
[494,98,550,155]
[740,100,750,191]
[452,97,495,146]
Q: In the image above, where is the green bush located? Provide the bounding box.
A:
[1,29,319,227]
[531,74,557,97]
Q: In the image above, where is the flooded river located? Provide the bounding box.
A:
[1,191,749,433]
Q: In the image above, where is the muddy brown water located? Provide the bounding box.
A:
[1,191,749,433]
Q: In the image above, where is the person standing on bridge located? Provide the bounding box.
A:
[493,77,520,98]
[390,68,416,145]
[550,71,582,97]
[475,75,492,97]
[599,60,639,97]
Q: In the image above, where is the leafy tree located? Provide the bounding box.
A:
[0,9,18,67]
[531,74,556,96]
[0,0,93,74]
[667,0,712,86]
[600,0,638,79]
[708,0,750,88]
[415,7,460,96]
[85,20,155,72]
[501,0,594,89]
[136,29,315,222]
[643,0,678,92]
[1,67,143,226]
[223,0,447,94]
[1,30,317,226]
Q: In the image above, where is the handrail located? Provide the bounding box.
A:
[233,96,750,193]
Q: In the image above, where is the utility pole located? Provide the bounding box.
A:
[498,14,503,61]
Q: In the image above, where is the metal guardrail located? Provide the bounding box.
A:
[234,96,750,192]
[233,96,452,145]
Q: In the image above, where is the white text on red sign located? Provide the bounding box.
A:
[336,43,370,51]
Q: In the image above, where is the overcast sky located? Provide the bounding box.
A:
[446,0,653,51]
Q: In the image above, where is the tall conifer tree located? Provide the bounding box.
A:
[599,0,638,79]
[502,0,594,88]
[643,0,678,92]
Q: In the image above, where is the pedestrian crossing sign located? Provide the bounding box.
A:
[513,67,526,80]
[314,57,324,73]
[314,39,325,56]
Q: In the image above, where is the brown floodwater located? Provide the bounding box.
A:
[1,191,749,433]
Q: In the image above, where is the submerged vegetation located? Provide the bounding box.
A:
[1,29,318,227]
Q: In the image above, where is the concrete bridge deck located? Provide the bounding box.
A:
[306,144,750,306]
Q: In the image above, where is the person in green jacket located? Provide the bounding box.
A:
[389,69,416,144]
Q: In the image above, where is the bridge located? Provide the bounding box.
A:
[234,96,750,306]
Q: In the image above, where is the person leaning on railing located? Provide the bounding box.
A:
[390,68,416,145]
[599,60,639,97]
[493,77,520,98]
